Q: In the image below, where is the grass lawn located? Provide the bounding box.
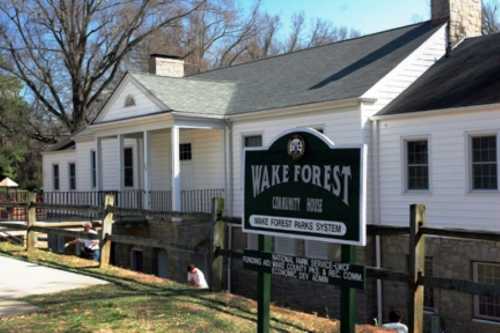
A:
[0,242,340,333]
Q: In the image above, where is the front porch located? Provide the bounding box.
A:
[80,114,228,214]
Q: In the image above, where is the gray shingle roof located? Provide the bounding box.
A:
[189,20,445,115]
[378,32,500,116]
[122,20,445,118]
[129,73,236,115]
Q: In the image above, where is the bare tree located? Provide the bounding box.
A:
[244,13,281,60]
[214,1,261,67]
[128,1,360,72]
[0,0,205,140]
[483,0,500,34]
[281,13,359,54]
[114,0,265,73]
[285,12,306,53]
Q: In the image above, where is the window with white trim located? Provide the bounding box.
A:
[406,139,429,191]
[52,164,60,191]
[244,135,262,148]
[244,134,262,250]
[124,147,134,188]
[68,163,76,190]
[473,262,500,320]
[471,135,498,190]
[180,143,192,161]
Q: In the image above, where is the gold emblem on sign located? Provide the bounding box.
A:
[287,135,305,160]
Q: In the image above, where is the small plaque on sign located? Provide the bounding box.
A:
[243,250,366,290]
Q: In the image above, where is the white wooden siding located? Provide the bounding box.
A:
[360,24,447,227]
[75,140,96,191]
[187,129,225,189]
[361,24,447,120]
[150,130,171,191]
[42,150,78,192]
[378,109,500,231]
[97,78,163,123]
[101,137,120,190]
[144,128,226,191]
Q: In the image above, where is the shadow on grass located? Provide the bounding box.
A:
[1,249,316,333]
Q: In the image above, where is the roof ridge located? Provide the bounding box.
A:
[188,19,438,78]
[129,70,234,84]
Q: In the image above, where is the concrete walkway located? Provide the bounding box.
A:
[0,255,107,317]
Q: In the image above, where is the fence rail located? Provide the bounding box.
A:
[0,193,223,289]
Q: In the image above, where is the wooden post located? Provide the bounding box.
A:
[408,204,426,333]
[257,235,272,333]
[100,194,115,267]
[25,192,37,252]
[340,245,356,333]
[171,126,181,211]
[210,197,225,291]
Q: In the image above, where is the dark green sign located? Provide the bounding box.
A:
[243,250,366,290]
[243,128,366,246]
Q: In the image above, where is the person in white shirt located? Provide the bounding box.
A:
[65,222,100,261]
[187,264,209,289]
[382,310,408,333]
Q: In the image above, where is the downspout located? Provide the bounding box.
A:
[372,118,383,323]
[223,120,234,292]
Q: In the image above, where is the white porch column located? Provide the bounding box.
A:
[143,131,151,209]
[171,126,181,211]
[97,137,103,191]
[118,134,125,191]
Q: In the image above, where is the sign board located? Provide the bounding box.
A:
[243,128,366,246]
[243,250,365,290]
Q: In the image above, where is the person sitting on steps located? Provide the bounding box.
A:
[187,264,209,289]
[65,222,100,261]
[382,310,408,333]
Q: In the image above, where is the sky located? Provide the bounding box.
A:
[241,0,431,36]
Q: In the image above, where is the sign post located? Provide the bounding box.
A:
[243,128,367,333]
[257,235,272,333]
[341,245,357,333]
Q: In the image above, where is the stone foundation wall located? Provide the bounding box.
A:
[382,235,500,333]
[112,217,213,284]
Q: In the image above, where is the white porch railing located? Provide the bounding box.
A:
[40,189,224,216]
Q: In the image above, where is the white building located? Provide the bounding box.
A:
[42,0,500,329]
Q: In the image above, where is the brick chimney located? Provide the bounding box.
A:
[432,0,482,47]
[149,54,185,77]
